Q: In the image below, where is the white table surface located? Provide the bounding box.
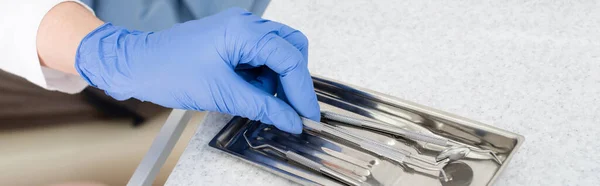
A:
[166,1,600,185]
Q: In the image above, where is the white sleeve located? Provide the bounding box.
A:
[0,0,94,94]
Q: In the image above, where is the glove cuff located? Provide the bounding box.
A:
[75,22,141,100]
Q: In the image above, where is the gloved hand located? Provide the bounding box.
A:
[75,7,320,134]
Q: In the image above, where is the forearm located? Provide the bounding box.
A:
[37,2,104,75]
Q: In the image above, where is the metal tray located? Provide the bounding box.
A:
[209,76,524,186]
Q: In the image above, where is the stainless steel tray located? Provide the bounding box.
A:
[209,76,524,186]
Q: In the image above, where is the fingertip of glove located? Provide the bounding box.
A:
[305,100,322,122]
[289,118,304,134]
[269,110,303,134]
[296,98,322,123]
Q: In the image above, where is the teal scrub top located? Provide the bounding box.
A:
[80,0,270,31]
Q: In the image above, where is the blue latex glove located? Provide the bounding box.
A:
[75,8,320,134]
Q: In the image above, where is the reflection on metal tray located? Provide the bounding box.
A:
[209,76,524,186]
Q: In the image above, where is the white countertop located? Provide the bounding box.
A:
[166,1,600,185]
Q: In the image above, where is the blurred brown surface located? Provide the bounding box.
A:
[0,69,165,130]
[0,111,205,186]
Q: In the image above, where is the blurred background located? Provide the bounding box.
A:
[0,98,204,186]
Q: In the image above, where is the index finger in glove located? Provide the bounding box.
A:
[251,35,321,122]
